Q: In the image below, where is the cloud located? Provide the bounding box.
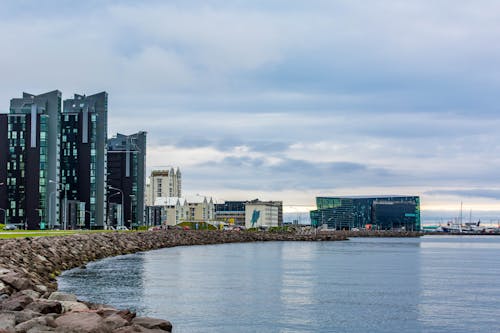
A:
[2,1,500,217]
[425,189,500,201]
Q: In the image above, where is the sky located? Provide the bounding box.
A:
[1,1,500,221]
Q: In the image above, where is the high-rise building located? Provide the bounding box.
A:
[310,196,420,230]
[61,92,108,229]
[3,91,61,229]
[0,114,9,225]
[146,168,181,205]
[107,131,147,228]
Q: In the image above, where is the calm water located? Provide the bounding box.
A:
[59,236,500,333]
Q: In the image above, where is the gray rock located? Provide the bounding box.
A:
[16,290,40,300]
[132,317,172,332]
[34,285,48,293]
[112,324,168,333]
[0,281,13,295]
[0,310,43,325]
[25,301,62,315]
[48,292,77,302]
[0,274,34,292]
[26,325,54,333]
[54,312,111,333]
[58,301,89,313]
[0,295,33,311]
[103,314,129,330]
[14,316,56,333]
[0,312,16,330]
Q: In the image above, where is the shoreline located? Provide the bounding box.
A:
[0,230,350,332]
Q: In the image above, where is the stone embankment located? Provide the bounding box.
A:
[0,230,346,332]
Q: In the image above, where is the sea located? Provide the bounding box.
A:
[58,236,500,333]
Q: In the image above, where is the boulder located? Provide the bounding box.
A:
[132,317,172,332]
[0,310,42,325]
[15,290,40,300]
[0,312,16,330]
[103,314,129,330]
[54,312,111,333]
[0,295,33,311]
[14,316,56,333]
[26,325,54,332]
[48,292,77,302]
[25,300,62,314]
[112,324,169,333]
[59,301,89,313]
[0,274,34,292]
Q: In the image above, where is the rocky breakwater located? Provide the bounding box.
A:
[0,230,346,332]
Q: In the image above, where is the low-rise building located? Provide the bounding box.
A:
[215,201,246,226]
[154,197,186,226]
[310,196,420,230]
[245,200,282,229]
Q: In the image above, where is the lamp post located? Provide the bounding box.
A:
[108,186,124,227]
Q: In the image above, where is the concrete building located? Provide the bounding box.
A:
[310,196,421,231]
[107,132,147,229]
[185,196,215,223]
[1,91,62,229]
[214,201,246,226]
[154,197,187,226]
[61,93,108,229]
[245,200,282,229]
[146,168,181,206]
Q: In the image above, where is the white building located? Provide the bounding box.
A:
[146,168,182,206]
[154,197,186,226]
[245,200,280,229]
[153,195,215,226]
[185,196,215,222]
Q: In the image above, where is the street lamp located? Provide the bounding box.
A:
[108,186,124,227]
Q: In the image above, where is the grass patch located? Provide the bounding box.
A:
[0,229,129,239]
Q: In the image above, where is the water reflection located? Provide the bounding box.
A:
[58,237,500,333]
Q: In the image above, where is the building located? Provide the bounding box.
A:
[107,132,147,229]
[0,114,9,225]
[154,197,187,226]
[185,196,215,223]
[60,92,108,229]
[145,205,165,227]
[1,91,62,229]
[214,201,246,226]
[145,168,181,206]
[310,196,420,231]
[244,200,282,229]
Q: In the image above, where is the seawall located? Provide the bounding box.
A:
[0,230,346,332]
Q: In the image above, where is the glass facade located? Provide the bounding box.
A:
[310,196,420,231]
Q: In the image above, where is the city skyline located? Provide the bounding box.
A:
[1,1,499,218]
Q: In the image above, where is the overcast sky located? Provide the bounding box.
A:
[1,1,500,219]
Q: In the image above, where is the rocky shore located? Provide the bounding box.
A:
[0,230,347,332]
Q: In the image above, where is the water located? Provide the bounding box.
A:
[59,236,500,332]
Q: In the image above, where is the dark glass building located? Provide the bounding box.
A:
[61,92,108,229]
[3,91,62,229]
[215,201,247,226]
[107,132,147,228]
[310,196,420,231]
